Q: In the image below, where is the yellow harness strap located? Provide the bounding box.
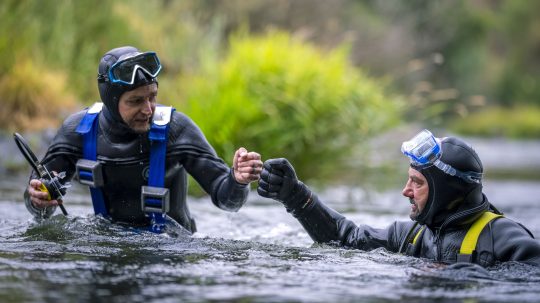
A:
[459,211,503,255]
[412,225,425,245]
[409,212,503,263]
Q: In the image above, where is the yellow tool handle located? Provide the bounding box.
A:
[38,183,52,200]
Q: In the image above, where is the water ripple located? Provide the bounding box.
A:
[1,180,540,302]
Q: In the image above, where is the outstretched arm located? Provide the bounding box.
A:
[257,158,403,251]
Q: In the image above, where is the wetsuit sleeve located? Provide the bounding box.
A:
[290,193,408,252]
[491,218,540,266]
[169,112,249,211]
[24,113,84,218]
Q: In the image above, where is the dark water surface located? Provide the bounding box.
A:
[1,175,540,303]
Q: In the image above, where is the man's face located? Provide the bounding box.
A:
[402,167,429,221]
[118,83,158,133]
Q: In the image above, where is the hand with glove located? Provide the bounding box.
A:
[257,158,312,212]
[258,158,344,243]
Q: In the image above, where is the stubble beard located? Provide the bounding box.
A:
[409,198,420,221]
[130,120,151,134]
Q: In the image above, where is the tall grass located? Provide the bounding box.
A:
[0,58,76,131]
[0,0,222,131]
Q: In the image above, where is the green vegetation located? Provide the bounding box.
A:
[0,0,222,130]
[176,31,399,180]
[0,1,398,183]
[376,1,540,131]
[451,106,540,138]
[0,58,76,131]
[1,0,539,185]
[0,0,130,130]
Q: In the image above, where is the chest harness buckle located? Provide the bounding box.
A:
[75,102,175,233]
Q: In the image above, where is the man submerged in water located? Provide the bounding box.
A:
[258,130,540,267]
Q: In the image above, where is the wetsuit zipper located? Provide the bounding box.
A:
[433,203,487,262]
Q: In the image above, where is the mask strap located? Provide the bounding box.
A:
[433,159,482,184]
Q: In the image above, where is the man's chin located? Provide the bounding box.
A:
[409,211,420,221]
[130,123,151,134]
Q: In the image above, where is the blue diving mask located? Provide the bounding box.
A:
[105,51,162,85]
[401,129,482,184]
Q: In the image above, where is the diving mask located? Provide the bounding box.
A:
[401,130,482,184]
[103,51,162,85]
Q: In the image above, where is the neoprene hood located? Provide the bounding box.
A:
[97,46,157,123]
[412,137,484,227]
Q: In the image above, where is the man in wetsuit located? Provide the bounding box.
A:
[258,130,540,266]
[25,46,262,233]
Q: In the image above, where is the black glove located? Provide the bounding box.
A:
[257,158,311,211]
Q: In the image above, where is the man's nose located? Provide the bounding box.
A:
[402,182,412,198]
[141,100,153,114]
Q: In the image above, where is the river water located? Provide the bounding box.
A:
[1,133,540,302]
[1,174,539,303]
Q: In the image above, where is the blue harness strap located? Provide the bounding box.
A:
[145,106,175,232]
[75,103,108,217]
[76,103,174,232]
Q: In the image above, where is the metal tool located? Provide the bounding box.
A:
[13,133,68,216]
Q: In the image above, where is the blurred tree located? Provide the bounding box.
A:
[495,0,540,107]
[0,0,226,130]
[0,0,137,101]
[1,0,539,135]
[191,0,540,129]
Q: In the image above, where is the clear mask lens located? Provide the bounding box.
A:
[108,52,162,85]
[401,129,483,184]
[401,129,440,165]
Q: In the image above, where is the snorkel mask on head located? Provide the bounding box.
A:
[97,47,161,125]
[401,130,482,184]
[98,51,162,85]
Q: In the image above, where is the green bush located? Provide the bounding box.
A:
[0,58,76,131]
[174,31,399,181]
[0,0,139,102]
[451,106,540,138]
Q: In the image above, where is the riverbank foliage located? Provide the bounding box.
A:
[1,0,539,182]
[451,106,540,138]
[0,0,398,182]
[174,31,398,179]
[0,58,77,131]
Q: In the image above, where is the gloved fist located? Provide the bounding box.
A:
[257,158,311,210]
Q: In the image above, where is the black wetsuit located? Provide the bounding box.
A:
[25,107,249,233]
[287,191,540,267]
[258,140,540,267]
